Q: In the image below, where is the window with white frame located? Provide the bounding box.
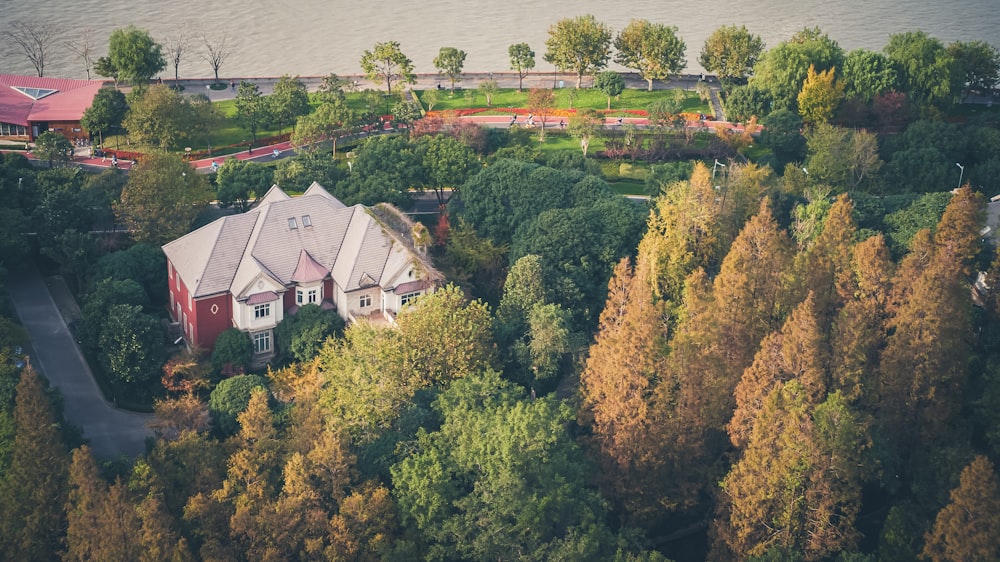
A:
[308,288,318,303]
[254,303,271,319]
[297,286,321,305]
[253,331,271,354]
[296,289,304,305]
[400,291,422,306]
[359,295,372,308]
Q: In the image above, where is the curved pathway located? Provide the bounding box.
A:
[8,264,153,458]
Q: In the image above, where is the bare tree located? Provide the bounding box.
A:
[202,31,236,84]
[164,29,191,82]
[65,28,96,79]
[6,22,59,77]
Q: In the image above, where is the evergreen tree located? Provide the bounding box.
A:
[922,456,1000,562]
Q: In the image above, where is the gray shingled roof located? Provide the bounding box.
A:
[162,184,437,300]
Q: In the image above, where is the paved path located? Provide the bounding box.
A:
[8,264,153,459]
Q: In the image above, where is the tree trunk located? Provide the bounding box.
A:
[576,73,583,89]
[331,135,337,158]
[518,74,523,92]
[648,78,654,92]
[607,97,611,110]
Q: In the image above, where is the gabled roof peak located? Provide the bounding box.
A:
[290,248,329,283]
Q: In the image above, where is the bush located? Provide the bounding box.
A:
[211,328,252,375]
[274,304,344,364]
[208,374,269,436]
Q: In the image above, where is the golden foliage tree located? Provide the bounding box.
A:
[797,64,845,124]
[922,455,1000,562]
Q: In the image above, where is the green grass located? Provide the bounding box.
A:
[417,87,710,114]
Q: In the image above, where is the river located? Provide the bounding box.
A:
[2,0,998,80]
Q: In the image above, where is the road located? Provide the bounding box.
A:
[7,264,153,458]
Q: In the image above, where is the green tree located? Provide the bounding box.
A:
[269,74,310,134]
[391,370,615,561]
[433,46,466,91]
[360,41,416,93]
[568,107,603,156]
[291,97,355,156]
[115,151,211,245]
[274,304,344,364]
[235,81,270,145]
[700,25,766,84]
[884,30,957,108]
[98,304,165,396]
[215,159,273,212]
[123,84,197,149]
[947,40,1000,96]
[841,49,899,103]
[103,25,165,87]
[922,455,1000,562]
[797,64,845,124]
[81,87,128,146]
[0,366,68,562]
[418,133,480,206]
[760,108,805,168]
[614,19,686,91]
[32,131,72,168]
[315,72,348,105]
[751,27,844,110]
[724,83,774,122]
[508,42,536,92]
[477,78,498,106]
[593,70,625,110]
[211,328,252,375]
[804,123,882,191]
[544,14,613,89]
[207,374,269,436]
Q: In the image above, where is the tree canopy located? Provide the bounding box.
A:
[115,151,212,245]
[614,19,687,91]
[360,41,416,93]
[101,25,165,86]
[433,46,467,91]
[700,25,765,84]
[544,14,613,88]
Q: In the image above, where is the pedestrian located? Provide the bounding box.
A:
[617,116,624,126]
[230,80,236,92]
[111,155,118,168]
[511,115,517,125]
[559,119,565,128]
[211,160,219,172]
[273,148,280,159]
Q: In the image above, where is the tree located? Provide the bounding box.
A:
[0,366,68,562]
[884,31,957,108]
[508,42,536,91]
[360,41,416,93]
[804,123,882,191]
[274,304,344,364]
[433,46,466,91]
[235,81,270,145]
[841,49,899,103]
[568,108,603,156]
[211,328,252,375]
[751,27,844,110]
[922,456,1000,562]
[32,131,72,168]
[123,84,197,149]
[724,84,773,122]
[477,79,498,106]
[115,151,211,245]
[544,14,613,88]
[98,304,165,396]
[81,87,127,146]
[418,134,480,206]
[65,28,97,80]
[103,25,165,87]
[948,40,1000,96]
[201,31,235,84]
[526,88,555,140]
[163,29,189,82]
[215,159,273,212]
[292,98,355,156]
[269,74,310,134]
[614,19,687,91]
[760,108,805,168]
[700,25,765,85]
[207,374,269,436]
[797,64,845,124]
[4,22,58,77]
[594,70,625,110]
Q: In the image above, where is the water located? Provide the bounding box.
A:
[2,0,998,80]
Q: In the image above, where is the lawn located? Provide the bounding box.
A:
[417,87,710,115]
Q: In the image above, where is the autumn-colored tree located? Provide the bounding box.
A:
[792,194,859,321]
[0,365,68,562]
[878,187,984,451]
[922,455,1000,562]
[635,161,723,305]
[797,64,845,124]
[63,446,106,561]
[728,294,828,449]
[327,482,399,561]
[526,88,555,140]
[579,258,671,521]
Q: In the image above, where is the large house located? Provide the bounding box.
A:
[161,183,441,360]
[0,74,105,142]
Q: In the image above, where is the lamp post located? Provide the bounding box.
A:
[956,162,965,188]
[713,159,726,179]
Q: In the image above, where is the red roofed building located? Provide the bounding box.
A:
[161,182,442,362]
[0,74,106,142]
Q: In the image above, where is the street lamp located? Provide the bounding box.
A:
[956,162,965,188]
[713,159,726,179]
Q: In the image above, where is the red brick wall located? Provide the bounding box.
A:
[194,293,232,350]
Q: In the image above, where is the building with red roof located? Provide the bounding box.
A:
[0,74,106,142]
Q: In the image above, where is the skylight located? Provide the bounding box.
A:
[12,86,58,100]
[288,218,298,230]
[302,215,312,227]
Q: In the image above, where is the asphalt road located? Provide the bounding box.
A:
[8,264,153,458]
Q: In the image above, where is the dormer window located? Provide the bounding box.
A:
[288,218,298,230]
[302,215,312,227]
